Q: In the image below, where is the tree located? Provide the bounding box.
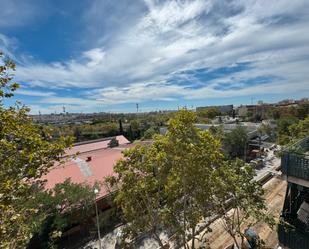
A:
[277,116,299,145]
[73,126,82,140]
[0,52,19,99]
[106,110,224,249]
[197,107,221,120]
[106,144,168,248]
[119,119,124,134]
[0,52,72,248]
[108,137,119,147]
[223,125,248,159]
[296,102,309,119]
[142,127,158,140]
[288,115,309,143]
[212,159,274,248]
[208,125,224,140]
[26,179,98,248]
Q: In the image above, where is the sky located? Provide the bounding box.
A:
[0,0,308,114]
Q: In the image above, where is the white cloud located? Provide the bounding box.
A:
[2,0,309,110]
[16,89,56,97]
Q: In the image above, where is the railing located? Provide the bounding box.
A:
[281,137,309,181]
[278,223,309,249]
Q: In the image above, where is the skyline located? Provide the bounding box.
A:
[1,0,309,114]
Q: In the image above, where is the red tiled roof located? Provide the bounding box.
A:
[41,135,133,199]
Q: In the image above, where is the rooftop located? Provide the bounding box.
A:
[41,135,132,199]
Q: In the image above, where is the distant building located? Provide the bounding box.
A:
[236,105,256,117]
[278,99,295,105]
[236,104,273,118]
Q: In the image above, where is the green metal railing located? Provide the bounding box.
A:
[281,137,309,181]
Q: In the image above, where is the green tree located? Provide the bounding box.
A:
[277,116,299,145]
[26,179,98,248]
[142,127,158,140]
[0,53,72,248]
[296,102,309,119]
[197,107,221,120]
[106,144,168,248]
[0,52,19,99]
[108,137,119,147]
[288,115,309,142]
[212,159,274,248]
[223,125,248,159]
[208,125,224,140]
[106,110,224,249]
[73,126,82,140]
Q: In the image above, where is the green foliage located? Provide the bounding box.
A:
[222,125,248,159]
[197,107,221,120]
[277,116,299,145]
[25,179,98,248]
[106,110,224,248]
[108,137,119,147]
[265,103,309,120]
[0,53,72,248]
[287,115,309,142]
[212,159,275,248]
[142,127,158,140]
[208,125,224,140]
[0,52,19,100]
[106,110,274,249]
[296,102,309,119]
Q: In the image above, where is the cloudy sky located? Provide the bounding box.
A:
[0,0,308,113]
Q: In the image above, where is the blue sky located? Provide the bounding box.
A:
[0,0,308,114]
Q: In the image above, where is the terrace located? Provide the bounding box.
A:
[279,137,309,249]
[281,137,309,185]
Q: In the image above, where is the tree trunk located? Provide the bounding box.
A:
[191,226,196,249]
[153,231,165,248]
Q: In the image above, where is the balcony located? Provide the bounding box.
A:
[281,137,309,183]
[278,222,309,249]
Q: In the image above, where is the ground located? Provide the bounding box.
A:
[198,176,286,249]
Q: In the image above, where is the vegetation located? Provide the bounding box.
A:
[212,159,274,248]
[196,107,221,123]
[26,179,98,248]
[106,110,271,248]
[142,126,159,140]
[106,110,223,248]
[288,116,309,140]
[222,125,248,159]
[43,111,173,142]
[108,137,119,147]
[0,52,99,249]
